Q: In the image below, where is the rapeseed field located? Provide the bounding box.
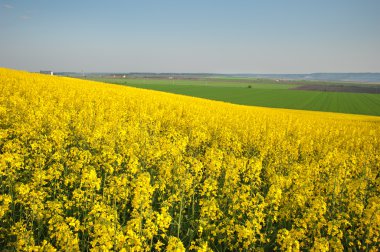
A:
[0,68,379,251]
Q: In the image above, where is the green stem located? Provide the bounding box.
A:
[178,197,183,238]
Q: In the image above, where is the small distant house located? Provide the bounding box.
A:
[40,70,54,76]
[110,74,127,78]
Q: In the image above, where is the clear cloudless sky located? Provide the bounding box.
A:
[1,0,379,73]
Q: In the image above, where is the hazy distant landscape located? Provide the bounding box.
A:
[58,72,380,83]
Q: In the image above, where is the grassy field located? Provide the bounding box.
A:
[87,77,380,116]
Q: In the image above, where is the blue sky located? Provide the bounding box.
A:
[1,0,379,73]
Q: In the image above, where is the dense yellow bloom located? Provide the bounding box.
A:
[166,236,186,252]
[0,68,380,251]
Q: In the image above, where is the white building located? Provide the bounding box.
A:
[40,70,54,75]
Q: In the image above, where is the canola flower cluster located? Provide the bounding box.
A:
[0,68,380,251]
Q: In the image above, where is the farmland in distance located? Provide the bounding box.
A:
[87,77,380,116]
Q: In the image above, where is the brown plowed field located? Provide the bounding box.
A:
[293,84,380,94]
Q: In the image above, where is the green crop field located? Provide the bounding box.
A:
[87,78,380,116]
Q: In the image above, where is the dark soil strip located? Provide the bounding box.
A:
[293,84,380,94]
